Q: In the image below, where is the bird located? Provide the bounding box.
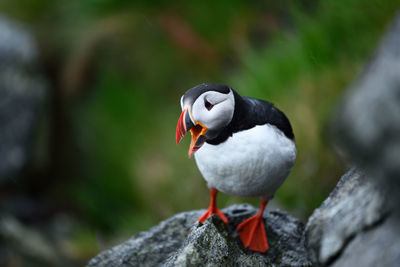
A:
[176,83,296,253]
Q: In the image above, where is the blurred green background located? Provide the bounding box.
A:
[1,0,399,264]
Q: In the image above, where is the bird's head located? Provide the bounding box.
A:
[176,83,235,158]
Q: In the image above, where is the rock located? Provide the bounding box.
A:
[331,215,400,267]
[306,14,400,267]
[88,209,201,267]
[88,204,311,267]
[331,13,400,211]
[304,168,393,266]
[0,15,46,181]
[0,214,70,267]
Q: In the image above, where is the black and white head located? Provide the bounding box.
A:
[176,83,235,157]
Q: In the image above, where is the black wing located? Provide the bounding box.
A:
[206,91,294,145]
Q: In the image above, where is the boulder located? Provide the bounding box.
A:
[307,13,400,267]
[0,214,69,267]
[88,204,311,267]
[304,168,399,266]
[332,13,400,211]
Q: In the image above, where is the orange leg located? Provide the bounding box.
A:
[197,189,229,224]
[237,199,269,253]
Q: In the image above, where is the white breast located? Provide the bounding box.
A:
[194,124,296,199]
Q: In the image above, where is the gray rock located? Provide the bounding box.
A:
[88,204,311,267]
[88,209,201,267]
[309,13,400,267]
[0,214,69,267]
[305,13,400,267]
[331,215,400,267]
[331,13,400,211]
[304,168,391,266]
[0,15,46,181]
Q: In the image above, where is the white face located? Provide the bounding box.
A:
[190,90,235,133]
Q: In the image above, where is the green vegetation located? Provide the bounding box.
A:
[1,0,399,261]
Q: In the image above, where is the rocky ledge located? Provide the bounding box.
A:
[88,166,400,267]
[88,204,311,267]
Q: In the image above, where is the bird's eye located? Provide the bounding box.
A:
[204,99,214,110]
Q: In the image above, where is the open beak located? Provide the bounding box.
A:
[176,108,207,158]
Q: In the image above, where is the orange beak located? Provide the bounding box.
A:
[176,108,207,158]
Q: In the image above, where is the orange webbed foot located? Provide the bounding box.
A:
[237,199,269,253]
[237,214,268,252]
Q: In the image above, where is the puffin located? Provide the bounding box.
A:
[176,83,296,253]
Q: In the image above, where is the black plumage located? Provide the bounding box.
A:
[206,88,294,145]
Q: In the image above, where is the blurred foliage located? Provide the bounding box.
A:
[1,0,400,262]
